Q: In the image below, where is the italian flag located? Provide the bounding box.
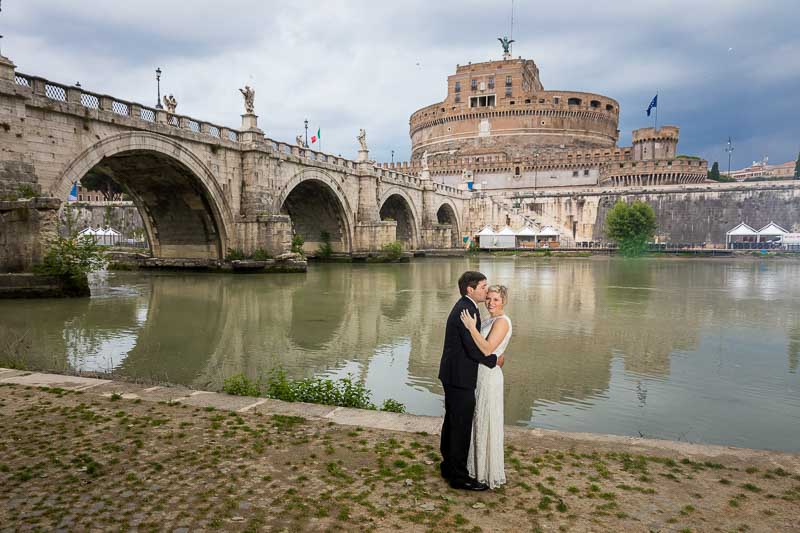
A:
[311,127,320,144]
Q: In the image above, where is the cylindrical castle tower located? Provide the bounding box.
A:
[408,58,620,162]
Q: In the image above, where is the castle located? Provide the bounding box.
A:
[379,53,709,191]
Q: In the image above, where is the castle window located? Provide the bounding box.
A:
[515,166,521,176]
[539,98,545,103]
[525,99,531,104]
[455,81,461,93]
[606,104,614,111]
[568,97,582,106]
[455,94,461,103]
[469,95,495,108]
[584,169,590,176]
[572,170,579,177]
[471,79,477,91]
[554,96,560,104]
[505,87,512,97]
[590,100,600,108]
[488,77,495,89]
[505,76,512,87]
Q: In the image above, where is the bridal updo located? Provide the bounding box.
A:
[487,285,508,304]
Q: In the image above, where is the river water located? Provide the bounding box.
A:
[2,257,799,452]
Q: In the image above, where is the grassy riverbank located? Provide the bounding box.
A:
[1,376,798,531]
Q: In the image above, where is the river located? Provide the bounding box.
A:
[2,256,799,452]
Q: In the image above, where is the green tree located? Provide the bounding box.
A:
[708,161,721,181]
[605,200,657,257]
[80,167,124,201]
[35,236,107,296]
[795,151,799,178]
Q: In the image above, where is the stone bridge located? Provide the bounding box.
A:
[0,55,466,261]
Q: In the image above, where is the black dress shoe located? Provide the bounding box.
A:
[449,478,489,491]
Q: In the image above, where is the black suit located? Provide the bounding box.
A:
[438,296,498,482]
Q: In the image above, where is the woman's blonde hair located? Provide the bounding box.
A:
[487,285,508,304]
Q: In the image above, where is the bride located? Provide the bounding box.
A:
[460,285,512,489]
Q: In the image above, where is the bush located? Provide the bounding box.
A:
[380,399,406,413]
[225,248,246,261]
[251,248,271,261]
[291,234,305,255]
[224,367,407,413]
[317,231,333,258]
[34,235,106,296]
[222,374,261,397]
[381,241,403,261]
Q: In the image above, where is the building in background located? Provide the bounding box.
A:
[723,158,796,181]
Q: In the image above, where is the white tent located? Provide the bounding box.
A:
[78,227,97,236]
[79,226,121,245]
[477,226,497,249]
[756,222,788,243]
[515,226,538,248]
[536,226,561,247]
[495,226,517,249]
[725,222,757,248]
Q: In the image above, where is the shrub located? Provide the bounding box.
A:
[222,374,261,397]
[381,241,403,261]
[291,234,305,255]
[35,235,106,295]
[251,248,271,261]
[17,184,38,199]
[225,367,407,413]
[317,231,333,258]
[225,248,246,261]
[380,399,406,413]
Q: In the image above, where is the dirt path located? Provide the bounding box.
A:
[0,374,799,532]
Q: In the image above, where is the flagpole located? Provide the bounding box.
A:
[654,91,658,132]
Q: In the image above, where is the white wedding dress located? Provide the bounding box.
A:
[467,314,512,489]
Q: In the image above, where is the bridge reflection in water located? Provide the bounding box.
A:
[1,257,799,451]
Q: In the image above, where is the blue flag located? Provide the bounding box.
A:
[646,94,658,116]
[68,182,78,201]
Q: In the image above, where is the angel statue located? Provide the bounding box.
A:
[163,94,177,113]
[421,150,430,171]
[498,36,515,55]
[295,134,306,148]
[357,129,367,151]
[239,85,255,114]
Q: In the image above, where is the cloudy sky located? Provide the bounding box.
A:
[4,0,798,168]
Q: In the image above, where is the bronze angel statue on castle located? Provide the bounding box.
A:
[498,36,514,56]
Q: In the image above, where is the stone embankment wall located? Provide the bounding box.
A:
[471,182,800,244]
[59,202,144,238]
[0,197,60,272]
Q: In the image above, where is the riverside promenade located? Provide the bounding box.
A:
[1,368,799,531]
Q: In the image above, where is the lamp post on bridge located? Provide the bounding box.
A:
[391,150,394,164]
[304,119,308,148]
[725,136,734,178]
[155,68,163,109]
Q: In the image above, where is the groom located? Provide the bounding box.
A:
[438,271,503,491]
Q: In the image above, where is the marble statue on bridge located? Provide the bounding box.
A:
[162,94,177,114]
[295,135,306,148]
[357,129,368,151]
[239,85,255,114]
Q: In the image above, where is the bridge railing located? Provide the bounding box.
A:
[14,72,241,144]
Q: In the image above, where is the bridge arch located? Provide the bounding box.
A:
[435,199,462,247]
[379,187,420,249]
[53,132,234,260]
[277,170,354,255]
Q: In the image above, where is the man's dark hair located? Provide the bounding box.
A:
[458,271,486,297]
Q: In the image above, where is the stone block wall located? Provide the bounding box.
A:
[0,161,39,199]
[0,197,60,272]
[58,202,144,238]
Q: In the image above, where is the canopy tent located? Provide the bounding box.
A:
[756,222,788,243]
[493,226,517,249]
[725,222,757,248]
[536,226,561,247]
[515,226,538,248]
[78,226,121,246]
[477,226,497,249]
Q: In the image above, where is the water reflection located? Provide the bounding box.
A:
[1,258,799,451]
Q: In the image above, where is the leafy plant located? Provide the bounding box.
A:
[291,234,305,255]
[251,248,271,261]
[381,241,403,261]
[380,399,406,413]
[317,231,333,258]
[17,184,38,199]
[225,248,246,261]
[35,235,106,295]
[222,374,261,397]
